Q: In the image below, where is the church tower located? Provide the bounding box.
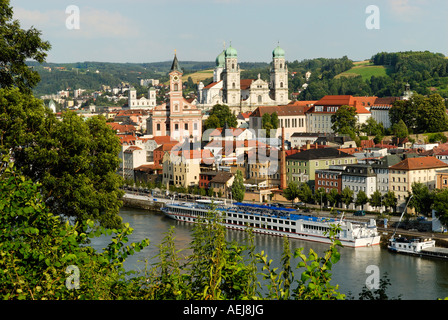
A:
[222,44,240,106]
[169,51,183,114]
[214,49,225,82]
[270,44,288,105]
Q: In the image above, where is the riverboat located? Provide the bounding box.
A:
[388,237,448,259]
[161,200,381,248]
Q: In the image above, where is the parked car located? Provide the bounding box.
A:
[417,216,427,221]
[354,210,366,216]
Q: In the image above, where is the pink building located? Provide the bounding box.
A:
[147,53,202,143]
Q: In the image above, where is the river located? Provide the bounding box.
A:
[90,207,448,300]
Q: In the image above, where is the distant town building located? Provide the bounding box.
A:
[197,44,290,113]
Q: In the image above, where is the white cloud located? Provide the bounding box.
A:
[387,0,427,22]
[13,6,140,39]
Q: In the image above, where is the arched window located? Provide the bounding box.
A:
[174,83,178,91]
[232,82,236,89]
[280,63,283,69]
[258,95,262,103]
[280,82,283,88]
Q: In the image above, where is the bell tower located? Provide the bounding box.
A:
[222,43,240,106]
[270,44,288,105]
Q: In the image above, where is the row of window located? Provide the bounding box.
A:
[156,123,199,131]
[226,212,296,226]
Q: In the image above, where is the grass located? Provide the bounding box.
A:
[183,69,214,83]
[336,62,392,81]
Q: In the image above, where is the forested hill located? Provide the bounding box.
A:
[27,60,267,97]
[295,51,448,101]
[29,51,448,102]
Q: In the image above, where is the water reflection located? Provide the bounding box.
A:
[91,208,448,300]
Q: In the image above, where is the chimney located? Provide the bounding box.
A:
[280,127,287,190]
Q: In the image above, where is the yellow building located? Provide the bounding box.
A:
[162,149,203,188]
[389,156,448,211]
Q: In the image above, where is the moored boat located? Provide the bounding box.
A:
[388,237,448,259]
[161,200,380,248]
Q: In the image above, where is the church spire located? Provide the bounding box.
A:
[170,50,182,73]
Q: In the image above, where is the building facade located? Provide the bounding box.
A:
[389,156,448,211]
[147,53,202,143]
[285,148,357,191]
[197,45,290,113]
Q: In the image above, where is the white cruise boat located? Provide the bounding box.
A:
[161,200,380,248]
[388,237,436,254]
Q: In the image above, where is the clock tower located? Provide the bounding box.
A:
[169,52,183,96]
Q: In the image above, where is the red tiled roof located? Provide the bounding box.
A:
[203,81,222,89]
[389,156,448,170]
[240,79,254,90]
[107,122,136,132]
[151,136,178,145]
[251,105,310,117]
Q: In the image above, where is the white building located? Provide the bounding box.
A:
[128,87,156,109]
[306,95,374,134]
[341,164,377,210]
[197,44,290,113]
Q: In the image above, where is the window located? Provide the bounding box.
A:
[184,123,188,130]
[157,123,160,131]
[258,95,262,103]
[175,124,179,130]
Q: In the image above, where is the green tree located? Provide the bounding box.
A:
[409,182,434,216]
[0,0,51,93]
[1,89,124,228]
[0,158,149,300]
[283,181,301,205]
[206,104,237,129]
[261,112,279,138]
[231,170,245,202]
[391,119,409,139]
[340,186,354,209]
[383,191,397,213]
[298,182,313,206]
[331,105,358,135]
[327,188,340,208]
[203,114,221,131]
[314,187,327,209]
[433,189,448,227]
[369,190,382,212]
[355,190,368,210]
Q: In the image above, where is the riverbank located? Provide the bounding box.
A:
[122,192,448,248]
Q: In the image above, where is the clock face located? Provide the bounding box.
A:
[173,75,179,81]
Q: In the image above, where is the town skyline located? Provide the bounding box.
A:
[10,0,448,64]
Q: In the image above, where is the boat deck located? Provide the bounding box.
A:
[421,247,448,257]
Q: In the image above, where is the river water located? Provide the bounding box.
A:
[91,207,448,300]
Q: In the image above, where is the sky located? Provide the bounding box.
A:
[10,0,448,64]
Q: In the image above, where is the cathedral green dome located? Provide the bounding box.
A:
[216,50,225,67]
[225,45,238,58]
[272,45,285,58]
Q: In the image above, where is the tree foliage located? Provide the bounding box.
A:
[0,158,149,300]
[389,93,448,133]
[331,105,358,136]
[0,87,124,228]
[203,104,237,130]
[0,0,51,94]
[231,170,245,202]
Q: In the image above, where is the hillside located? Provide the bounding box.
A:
[335,63,391,80]
[29,51,448,103]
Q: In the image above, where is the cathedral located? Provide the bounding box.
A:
[197,44,290,114]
